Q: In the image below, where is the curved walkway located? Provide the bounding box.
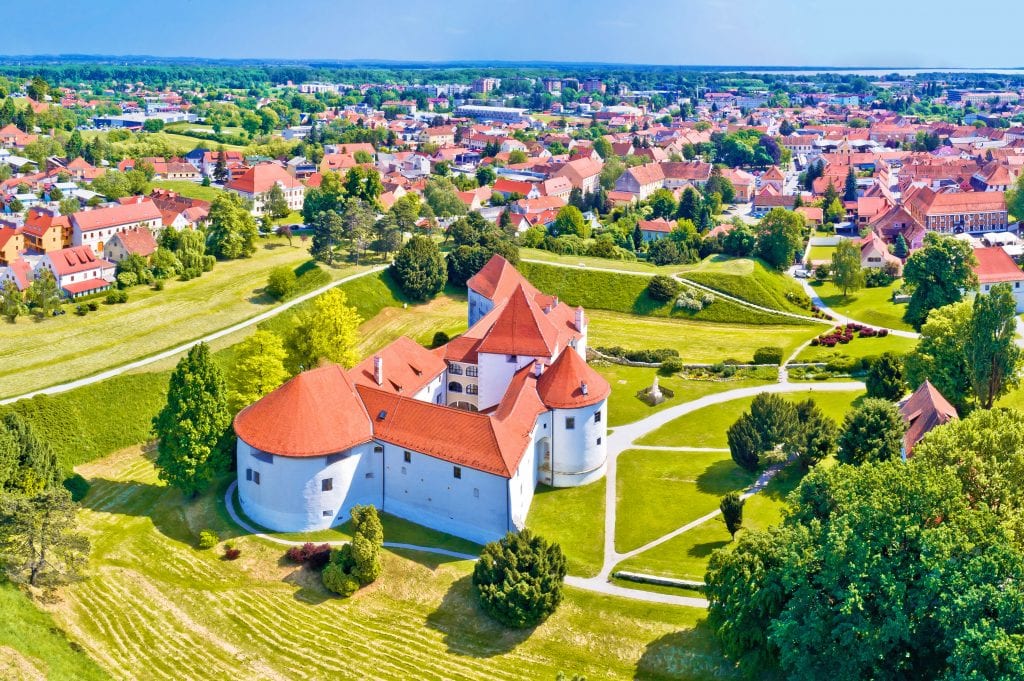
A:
[223,481,707,607]
[0,265,387,406]
[796,278,919,339]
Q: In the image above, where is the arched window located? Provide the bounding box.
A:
[448,364,463,376]
[448,381,463,393]
[466,365,478,377]
[466,384,478,395]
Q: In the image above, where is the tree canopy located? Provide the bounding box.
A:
[391,235,447,301]
[473,529,567,629]
[903,233,977,329]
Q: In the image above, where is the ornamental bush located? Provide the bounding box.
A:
[285,542,332,570]
[266,265,297,300]
[198,529,219,549]
[320,505,384,596]
[752,346,784,366]
[647,275,680,302]
[473,529,567,629]
[659,356,684,376]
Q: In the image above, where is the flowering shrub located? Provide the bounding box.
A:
[285,542,332,570]
[814,324,884,348]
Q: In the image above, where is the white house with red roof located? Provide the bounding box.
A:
[39,245,116,297]
[225,163,305,216]
[234,255,608,542]
[972,246,1024,311]
[70,198,163,256]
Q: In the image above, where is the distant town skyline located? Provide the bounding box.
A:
[6,0,1024,69]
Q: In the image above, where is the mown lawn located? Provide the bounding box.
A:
[596,364,775,427]
[526,480,606,578]
[151,179,227,202]
[0,237,365,399]
[614,463,805,581]
[0,583,109,681]
[806,245,836,263]
[50,447,731,681]
[636,390,866,448]
[680,256,811,315]
[587,310,819,365]
[795,333,918,363]
[615,449,757,554]
[810,280,914,332]
[520,261,815,326]
[520,248,690,274]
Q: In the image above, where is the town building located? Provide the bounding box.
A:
[972,246,1024,312]
[70,199,164,256]
[234,256,609,544]
[899,381,958,458]
[225,163,306,216]
[904,188,1009,235]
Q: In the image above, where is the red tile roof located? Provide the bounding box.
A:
[477,285,559,357]
[111,228,157,257]
[72,200,162,232]
[62,278,112,295]
[899,380,958,456]
[234,364,373,457]
[349,336,447,396]
[225,163,302,194]
[46,246,114,276]
[638,218,673,233]
[467,254,541,301]
[972,247,1024,284]
[536,349,610,409]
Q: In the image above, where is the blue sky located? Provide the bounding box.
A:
[9,0,1024,67]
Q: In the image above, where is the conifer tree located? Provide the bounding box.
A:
[152,343,232,497]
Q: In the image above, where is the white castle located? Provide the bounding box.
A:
[234,255,610,544]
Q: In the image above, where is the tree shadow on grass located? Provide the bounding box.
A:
[78,476,200,547]
[695,459,757,496]
[688,540,729,560]
[425,574,534,657]
[284,566,335,606]
[246,288,277,305]
[635,620,738,680]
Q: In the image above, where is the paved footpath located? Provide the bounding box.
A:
[0,265,387,406]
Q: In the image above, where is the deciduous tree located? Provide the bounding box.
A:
[965,283,1022,409]
[290,288,362,370]
[756,208,804,270]
[206,192,258,259]
[0,487,89,587]
[830,238,865,297]
[903,232,977,329]
[227,330,289,412]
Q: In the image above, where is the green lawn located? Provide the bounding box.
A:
[587,310,819,365]
[0,238,366,399]
[806,245,837,263]
[53,447,729,681]
[521,248,690,274]
[596,364,774,427]
[637,390,866,448]
[680,256,811,315]
[810,280,914,332]
[0,583,109,681]
[526,480,606,578]
[520,261,815,326]
[616,449,757,553]
[795,333,918,363]
[151,179,227,202]
[615,463,805,581]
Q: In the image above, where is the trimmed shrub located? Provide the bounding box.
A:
[473,530,567,628]
[266,265,297,300]
[222,542,241,560]
[322,561,360,597]
[659,356,684,376]
[647,275,680,302]
[595,346,679,364]
[198,530,220,550]
[105,290,128,304]
[752,346,784,366]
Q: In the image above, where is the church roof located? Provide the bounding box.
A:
[234,364,373,457]
[899,380,958,456]
[536,348,610,409]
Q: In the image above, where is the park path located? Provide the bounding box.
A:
[795,277,919,339]
[0,265,387,406]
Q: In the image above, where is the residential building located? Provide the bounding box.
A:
[71,199,164,256]
[225,163,306,216]
[899,381,958,458]
[973,246,1024,311]
[905,187,1009,235]
[103,227,158,263]
[40,245,116,298]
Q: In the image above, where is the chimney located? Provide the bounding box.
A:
[553,296,559,308]
[575,306,586,332]
[373,355,383,386]
[533,361,544,378]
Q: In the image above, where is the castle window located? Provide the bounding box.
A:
[321,478,333,492]
[253,471,261,485]
[466,384,478,395]
[507,354,518,363]
[373,445,384,454]
[473,488,479,498]
[565,417,576,430]
[322,510,333,517]
[595,410,602,423]
[466,366,478,377]
[448,364,463,376]
[448,381,463,393]
[245,468,252,481]
[597,437,602,445]
[453,466,462,479]
[403,451,411,463]
[365,472,374,479]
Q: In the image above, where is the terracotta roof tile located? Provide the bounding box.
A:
[536,349,610,409]
[349,336,447,395]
